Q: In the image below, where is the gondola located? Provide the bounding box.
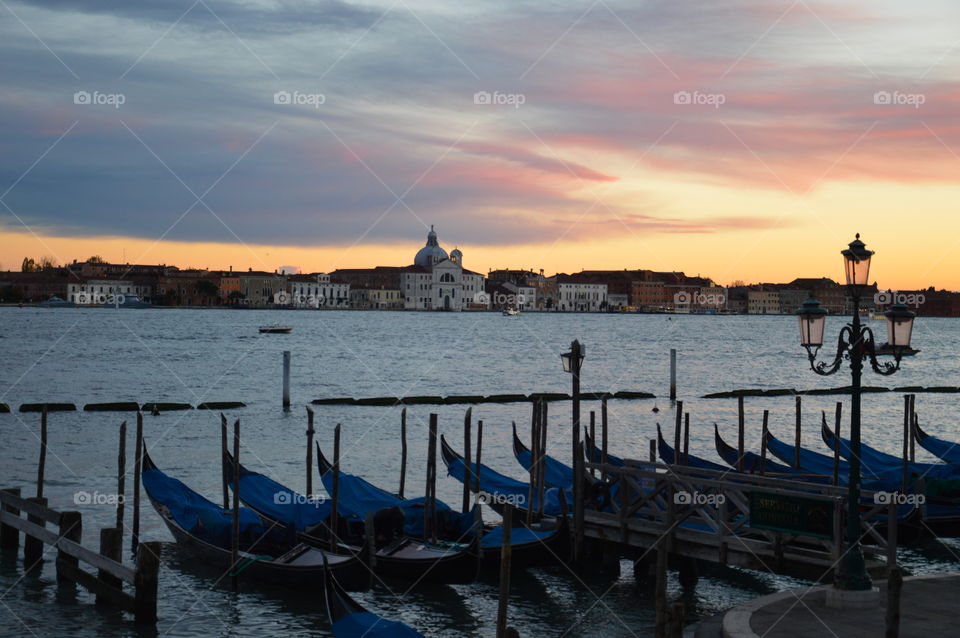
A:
[317,444,569,567]
[656,424,729,471]
[820,418,960,480]
[511,422,577,489]
[713,424,833,483]
[141,449,368,589]
[584,431,625,467]
[914,421,960,464]
[223,451,481,585]
[325,569,427,637]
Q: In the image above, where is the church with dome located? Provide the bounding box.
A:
[400,226,485,311]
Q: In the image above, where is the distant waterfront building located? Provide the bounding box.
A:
[400,226,485,311]
[350,286,403,309]
[747,287,781,315]
[286,273,350,308]
[68,279,152,305]
[555,273,608,312]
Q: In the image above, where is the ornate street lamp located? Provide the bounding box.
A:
[796,234,915,597]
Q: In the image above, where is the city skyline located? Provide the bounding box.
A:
[3,2,960,289]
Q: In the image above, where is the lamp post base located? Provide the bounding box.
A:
[825,586,880,610]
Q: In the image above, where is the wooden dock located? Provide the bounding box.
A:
[574,456,897,583]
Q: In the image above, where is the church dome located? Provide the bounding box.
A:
[414,225,448,267]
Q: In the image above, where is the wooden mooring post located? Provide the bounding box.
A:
[589,411,596,478]
[794,395,802,469]
[833,404,843,486]
[759,410,769,475]
[655,539,668,638]
[116,421,126,530]
[399,407,407,499]
[282,350,291,411]
[132,412,143,553]
[331,424,341,551]
[0,491,160,623]
[902,396,910,491]
[425,414,439,544]
[230,418,240,592]
[673,401,683,465]
[537,402,548,518]
[474,420,483,496]
[909,394,916,462]
[737,396,745,472]
[24,496,48,567]
[462,407,472,513]
[306,407,315,497]
[37,406,47,499]
[495,504,514,638]
[220,413,229,509]
[885,566,903,638]
[601,397,609,482]
[669,348,677,400]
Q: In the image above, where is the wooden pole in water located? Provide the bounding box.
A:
[116,420,126,530]
[462,407,472,513]
[655,538,668,638]
[683,413,690,465]
[526,409,538,526]
[331,424,341,550]
[737,396,745,472]
[474,420,483,496]
[649,439,656,463]
[220,413,229,509]
[37,406,47,499]
[885,566,903,638]
[902,395,910,492]
[132,411,143,553]
[282,350,291,411]
[230,418,240,592]
[589,411,596,478]
[601,397,609,482]
[759,410,769,475]
[794,395,802,469]
[833,404,843,487]
[399,407,407,499]
[909,395,916,462]
[305,407,315,497]
[97,527,122,605]
[426,414,438,544]
[673,401,683,464]
[669,348,677,400]
[495,504,514,638]
[538,402,548,518]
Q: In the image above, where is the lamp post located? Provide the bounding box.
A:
[561,340,585,459]
[795,234,915,594]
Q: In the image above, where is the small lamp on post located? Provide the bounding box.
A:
[884,303,916,351]
[796,297,828,353]
[561,340,585,474]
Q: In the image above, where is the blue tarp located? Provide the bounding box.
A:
[479,525,555,548]
[513,437,575,490]
[319,464,475,539]
[822,425,960,479]
[142,467,275,550]
[442,448,569,517]
[332,611,425,638]
[234,467,331,530]
[917,429,960,464]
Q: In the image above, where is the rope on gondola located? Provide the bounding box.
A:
[229,554,271,576]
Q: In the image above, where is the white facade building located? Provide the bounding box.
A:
[286,273,350,308]
[401,226,486,311]
[68,279,151,305]
[557,281,608,312]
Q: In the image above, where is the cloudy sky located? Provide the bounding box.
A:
[2,0,959,287]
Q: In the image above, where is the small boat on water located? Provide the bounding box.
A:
[102,293,151,308]
[875,342,919,356]
[502,307,520,316]
[39,296,76,308]
[141,448,368,589]
[259,325,292,333]
[325,569,427,638]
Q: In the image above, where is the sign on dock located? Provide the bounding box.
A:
[749,492,834,539]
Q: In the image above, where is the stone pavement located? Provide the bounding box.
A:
[720,571,960,638]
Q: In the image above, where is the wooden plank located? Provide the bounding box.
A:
[55,561,136,612]
[0,491,61,525]
[0,488,20,549]
[0,512,133,581]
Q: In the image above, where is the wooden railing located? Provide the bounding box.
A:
[578,457,897,579]
[0,488,160,624]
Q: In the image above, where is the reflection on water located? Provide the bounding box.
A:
[2,309,960,636]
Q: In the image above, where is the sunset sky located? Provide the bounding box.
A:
[2,0,959,289]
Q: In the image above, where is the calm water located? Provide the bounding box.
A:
[2,308,960,637]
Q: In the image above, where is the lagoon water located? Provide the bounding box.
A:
[2,308,960,637]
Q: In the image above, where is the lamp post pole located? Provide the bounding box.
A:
[571,339,582,462]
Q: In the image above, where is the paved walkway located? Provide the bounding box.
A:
[719,571,960,638]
